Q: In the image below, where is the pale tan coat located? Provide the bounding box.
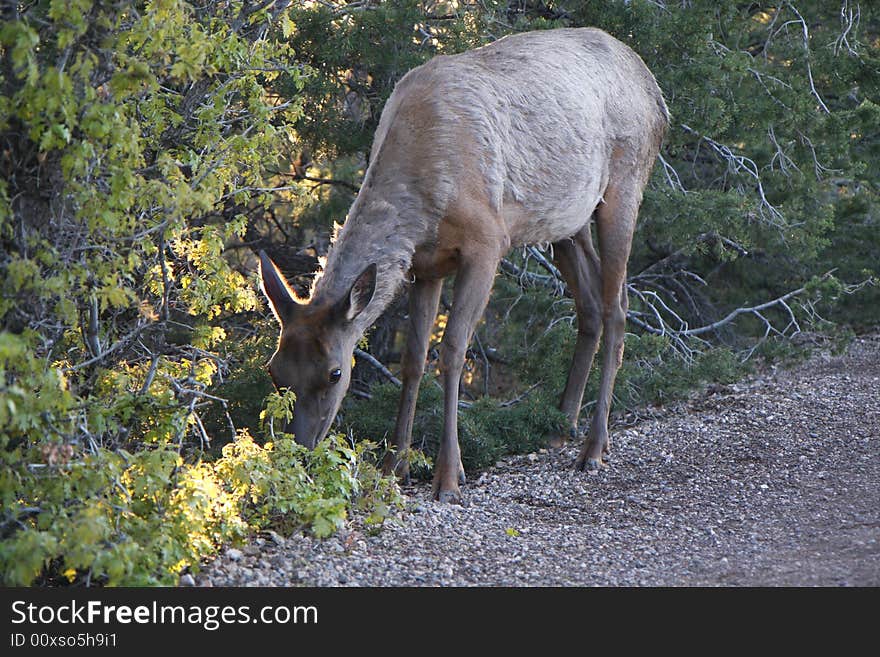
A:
[261,28,668,502]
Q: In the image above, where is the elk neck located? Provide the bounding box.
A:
[308,178,438,332]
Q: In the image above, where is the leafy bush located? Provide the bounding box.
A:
[1,423,402,586]
[0,2,402,587]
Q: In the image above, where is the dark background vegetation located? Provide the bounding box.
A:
[1,0,877,584]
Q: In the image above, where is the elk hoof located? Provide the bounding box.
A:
[458,467,467,486]
[434,459,465,503]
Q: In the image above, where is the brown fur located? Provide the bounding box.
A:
[260,28,668,502]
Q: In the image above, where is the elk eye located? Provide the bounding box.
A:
[329,368,342,384]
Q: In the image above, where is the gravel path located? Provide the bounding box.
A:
[200,335,880,587]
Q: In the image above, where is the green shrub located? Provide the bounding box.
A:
[0,2,401,587]
[1,417,402,587]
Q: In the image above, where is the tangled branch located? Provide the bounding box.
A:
[499,241,830,363]
[680,123,785,226]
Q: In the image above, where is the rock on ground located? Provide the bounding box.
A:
[200,335,880,587]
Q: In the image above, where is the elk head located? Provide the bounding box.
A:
[258,250,376,448]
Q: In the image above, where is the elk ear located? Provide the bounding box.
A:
[259,250,297,325]
[339,263,377,322]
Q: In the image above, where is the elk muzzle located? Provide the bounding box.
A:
[285,396,336,450]
[286,400,318,449]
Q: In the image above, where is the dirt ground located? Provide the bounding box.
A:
[201,334,880,587]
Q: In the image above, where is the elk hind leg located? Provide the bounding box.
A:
[575,184,639,471]
[551,224,602,447]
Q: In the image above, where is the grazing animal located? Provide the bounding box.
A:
[259,27,668,503]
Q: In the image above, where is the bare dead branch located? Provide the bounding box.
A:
[138,352,160,396]
[65,321,149,372]
[354,348,401,386]
[769,3,830,114]
[747,67,792,110]
[501,231,825,362]
[499,382,542,408]
[788,3,830,113]
[634,231,748,279]
[270,169,361,193]
[526,246,561,279]
[767,124,801,176]
[797,131,841,180]
[680,123,785,226]
[500,258,558,289]
[834,0,861,56]
[680,272,834,337]
[158,226,171,321]
[657,151,686,192]
[83,294,102,357]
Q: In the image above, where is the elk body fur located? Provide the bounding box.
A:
[260,27,668,503]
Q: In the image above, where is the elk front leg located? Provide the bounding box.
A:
[383,276,443,482]
[434,258,497,503]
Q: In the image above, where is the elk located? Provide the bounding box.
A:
[259,27,668,503]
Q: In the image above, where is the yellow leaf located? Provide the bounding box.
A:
[280,13,295,38]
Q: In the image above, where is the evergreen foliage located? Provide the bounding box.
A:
[1,1,877,584]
